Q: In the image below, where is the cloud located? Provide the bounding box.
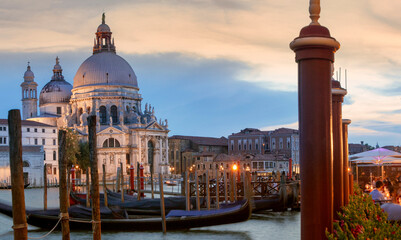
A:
[1,0,401,146]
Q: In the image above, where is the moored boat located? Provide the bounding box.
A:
[0,199,251,231]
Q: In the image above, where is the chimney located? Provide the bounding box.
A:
[361,141,364,145]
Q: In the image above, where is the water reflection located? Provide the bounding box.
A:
[0,188,300,240]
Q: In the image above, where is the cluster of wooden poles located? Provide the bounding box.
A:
[8,112,122,239]
[8,111,256,239]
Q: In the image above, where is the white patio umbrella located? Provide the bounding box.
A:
[349,148,401,181]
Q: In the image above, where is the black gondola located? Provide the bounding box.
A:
[0,183,30,189]
[0,200,251,231]
[70,191,197,215]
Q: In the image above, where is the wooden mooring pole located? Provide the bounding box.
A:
[8,110,28,240]
[43,164,47,211]
[185,171,190,211]
[195,170,200,211]
[120,162,124,203]
[151,166,154,199]
[215,168,219,209]
[224,168,228,204]
[159,173,167,234]
[137,163,141,200]
[58,129,70,240]
[206,170,210,210]
[86,167,90,208]
[103,164,108,207]
[88,116,101,239]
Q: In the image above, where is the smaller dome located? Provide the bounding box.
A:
[24,65,34,81]
[97,23,110,32]
[39,57,73,106]
[39,80,72,106]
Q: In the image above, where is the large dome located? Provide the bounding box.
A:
[39,80,72,105]
[73,52,138,89]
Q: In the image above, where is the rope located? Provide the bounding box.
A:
[69,219,101,234]
[27,214,63,240]
[12,223,27,229]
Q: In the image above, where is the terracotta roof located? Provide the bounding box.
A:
[169,135,227,146]
[270,128,298,135]
[229,128,268,137]
[0,119,54,128]
[0,146,43,153]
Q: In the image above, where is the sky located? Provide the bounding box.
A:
[1,0,401,146]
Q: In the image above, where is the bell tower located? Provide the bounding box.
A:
[21,62,38,119]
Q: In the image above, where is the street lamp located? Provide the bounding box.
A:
[232,164,238,171]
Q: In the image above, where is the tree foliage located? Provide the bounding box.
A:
[62,128,80,167]
[77,141,90,170]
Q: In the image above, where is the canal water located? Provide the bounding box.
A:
[0,188,300,240]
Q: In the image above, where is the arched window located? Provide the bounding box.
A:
[111,105,118,124]
[103,138,120,148]
[87,107,91,114]
[99,106,107,124]
[23,161,30,167]
[126,106,129,112]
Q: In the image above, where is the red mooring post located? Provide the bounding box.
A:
[342,119,351,204]
[140,164,144,197]
[71,165,76,192]
[290,2,340,239]
[332,80,347,218]
[130,165,135,193]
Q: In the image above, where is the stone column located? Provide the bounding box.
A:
[332,80,347,218]
[342,119,351,204]
[290,1,340,239]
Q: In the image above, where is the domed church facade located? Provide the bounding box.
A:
[22,14,170,177]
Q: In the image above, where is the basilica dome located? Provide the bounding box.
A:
[72,13,138,90]
[72,52,138,89]
[39,57,72,106]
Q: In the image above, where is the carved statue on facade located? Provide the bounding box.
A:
[80,112,88,126]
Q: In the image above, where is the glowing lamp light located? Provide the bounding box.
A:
[75,165,79,169]
[232,164,238,171]
[347,168,351,172]
[245,166,250,172]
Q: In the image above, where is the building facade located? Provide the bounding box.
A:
[168,135,228,175]
[228,127,299,175]
[0,119,58,185]
[21,15,169,179]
